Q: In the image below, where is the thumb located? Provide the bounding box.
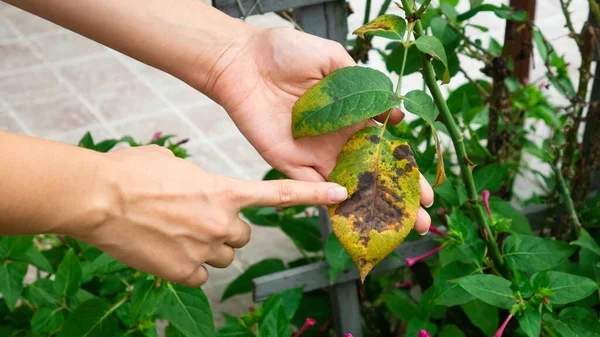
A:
[239,179,348,208]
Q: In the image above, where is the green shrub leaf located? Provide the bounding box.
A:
[517,304,541,337]
[544,307,600,337]
[131,278,167,320]
[439,324,465,337]
[473,163,508,193]
[489,198,532,234]
[0,236,33,259]
[261,288,303,322]
[280,217,322,252]
[503,235,576,272]
[383,289,422,321]
[53,248,82,298]
[162,284,215,337]
[325,234,353,284]
[217,314,253,337]
[456,274,515,309]
[31,307,64,336]
[23,278,59,309]
[0,261,27,310]
[460,300,498,336]
[258,303,291,337]
[571,229,600,257]
[406,317,438,337]
[415,35,450,83]
[61,298,120,337]
[292,66,399,138]
[434,261,479,306]
[222,259,286,301]
[531,271,598,305]
[353,14,407,41]
[24,246,53,273]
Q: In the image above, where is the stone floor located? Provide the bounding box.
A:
[0,0,589,328]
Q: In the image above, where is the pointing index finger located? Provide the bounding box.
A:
[238,179,348,208]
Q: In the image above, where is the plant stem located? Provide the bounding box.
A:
[448,22,495,58]
[559,0,579,46]
[377,0,393,17]
[395,43,411,95]
[415,0,432,18]
[364,0,372,25]
[401,0,506,275]
[590,0,600,23]
[553,163,582,236]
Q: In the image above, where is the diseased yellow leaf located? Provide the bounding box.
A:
[328,127,421,281]
[353,14,407,41]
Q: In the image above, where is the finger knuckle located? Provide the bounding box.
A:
[277,181,293,205]
[172,263,200,285]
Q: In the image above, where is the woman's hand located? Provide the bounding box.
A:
[66,145,349,287]
[203,27,434,232]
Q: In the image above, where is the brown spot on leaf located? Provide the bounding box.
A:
[333,96,340,102]
[368,135,380,144]
[393,144,417,167]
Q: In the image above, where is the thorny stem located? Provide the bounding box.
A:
[553,162,582,236]
[559,0,579,45]
[401,0,507,276]
[459,67,489,97]
[448,22,495,58]
[414,0,431,19]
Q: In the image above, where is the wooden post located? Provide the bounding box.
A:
[503,0,536,84]
[317,208,362,337]
[293,0,348,45]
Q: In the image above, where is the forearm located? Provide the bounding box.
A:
[0,132,113,236]
[3,0,255,92]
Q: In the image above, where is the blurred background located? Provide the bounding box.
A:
[0,0,588,326]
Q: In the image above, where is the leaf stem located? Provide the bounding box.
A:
[552,162,582,236]
[401,0,506,276]
[364,0,372,25]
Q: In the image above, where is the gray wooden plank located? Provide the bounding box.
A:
[317,207,362,337]
[293,0,348,45]
[213,0,335,18]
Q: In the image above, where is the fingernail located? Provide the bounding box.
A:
[424,199,434,208]
[328,186,348,203]
[419,227,430,236]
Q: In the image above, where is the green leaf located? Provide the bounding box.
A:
[166,324,187,337]
[261,288,303,320]
[403,90,445,187]
[571,229,600,256]
[406,317,437,337]
[53,248,82,298]
[23,246,53,273]
[460,300,498,336]
[430,17,458,45]
[162,284,215,337]
[83,253,128,279]
[473,163,508,193]
[60,298,120,337]
[420,287,446,319]
[0,236,34,259]
[353,14,407,41]
[446,81,490,115]
[325,234,353,284]
[502,235,576,272]
[280,217,322,252]
[292,66,400,138]
[434,261,479,306]
[258,303,291,337]
[531,271,598,305]
[517,304,541,337]
[217,314,253,337]
[240,207,280,227]
[457,4,528,22]
[23,278,59,309]
[489,198,532,234]
[439,239,485,267]
[261,288,303,322]
[328,127,421,281]
[222,259,286,301]
[511,268,534,298]
[545,307,600,337]
[31,308,64,336]
[78,132,94,149]
[131,278,167,321]
[0,261,27,310]
[383,289,422,321]
[386,43,422,76]
[439,325,465,337]
[415,35,450,84]
[456,274,516,309]
[404,90,437,124]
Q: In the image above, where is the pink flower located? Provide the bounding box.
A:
[482,190,492,218]
[151,131,163,141]
[429,224,446,237]
[406,245,444,267]
[344,334,353,337]
[494,314,513,337]
[418,330,431,337]
[293,318,316,337]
